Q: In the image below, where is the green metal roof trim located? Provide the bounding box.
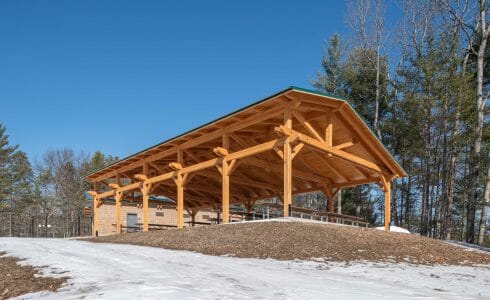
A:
[86,86,406,178]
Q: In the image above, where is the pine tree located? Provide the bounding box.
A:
[0,124,18,206]
[311,34,347,96]
[8,150,33,236]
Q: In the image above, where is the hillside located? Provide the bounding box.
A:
[89,219,490,266]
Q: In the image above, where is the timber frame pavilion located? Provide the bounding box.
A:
[86,87,406,235]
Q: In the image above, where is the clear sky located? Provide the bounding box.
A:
[1,0,354,163]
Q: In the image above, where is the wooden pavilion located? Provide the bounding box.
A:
[86,87,406,236]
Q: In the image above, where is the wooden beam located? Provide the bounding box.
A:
[108,183,120,189]
[294,130,384,174]
[227,139,280,161]
[353,165,371,179]
[169,162,183,170]
[149,162,166,174]
[214,147,229,157]
[134,174,148,181]
[291,142,304,160]
[310,152,347,182]
[228,159,239,174]
[333,141,354,150]
[292,110,324,142]
[337,108,402,176]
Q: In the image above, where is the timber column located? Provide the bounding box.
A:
[115,190,122,234]
[214,146,237,224]
[91,183,99,237]
[171,149,186,229]
[134,172,151,232]
[384,180,391,231]
[93,195,99,237]
[221,159,230,224]
[329,193,335,222]
[219,133,231,224]
[142,163,150,232]
[141,183,151,232]
[175,174,184,228]
[283,110,293,217]
[322,188,335,222]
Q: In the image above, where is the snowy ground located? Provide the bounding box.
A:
[1,238,489,300]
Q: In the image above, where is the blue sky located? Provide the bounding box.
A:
[0,1,377,163]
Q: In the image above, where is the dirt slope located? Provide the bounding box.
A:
[88,221,490,266]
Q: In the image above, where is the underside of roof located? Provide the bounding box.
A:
[87,86,406,209]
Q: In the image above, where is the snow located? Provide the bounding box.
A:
[1,238,489,299]
[376,225,411,234]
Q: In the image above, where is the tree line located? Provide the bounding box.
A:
[311,0,489,245]
[0,124,118,238]
[0,0,487,245]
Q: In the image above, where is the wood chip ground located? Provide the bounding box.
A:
[88,221,490,266]
[0,252,67,300]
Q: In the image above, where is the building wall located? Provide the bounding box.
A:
[97,202,216,236]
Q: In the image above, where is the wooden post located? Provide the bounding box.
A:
[176,174,184,228]
[220,133,231,224]
[93,195,99,237]
[329,193,335,217]
[142,183,150,232]
[283,110,292,217]
[142,163,149,232]
[384,180,391,231]
[337,189,342,214]
[323,188,335,222]
[222,159,230,224]
[115,191,122,234]
[176,148,185,229]
[92,182,99,237]
[186,208,198,227]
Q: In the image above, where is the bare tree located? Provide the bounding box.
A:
[479,159,490,245]
[472,0,489,244]
[346,0,387,138]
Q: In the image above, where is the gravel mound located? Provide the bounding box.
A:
[88,220,490,266]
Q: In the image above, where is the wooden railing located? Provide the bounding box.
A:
[290,206,370,227]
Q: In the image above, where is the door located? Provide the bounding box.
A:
[127,213,138,232]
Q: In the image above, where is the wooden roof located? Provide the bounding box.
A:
[87,87,406,207]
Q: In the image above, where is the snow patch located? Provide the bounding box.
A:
[376,226,411,234]
[1,238,489,299]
